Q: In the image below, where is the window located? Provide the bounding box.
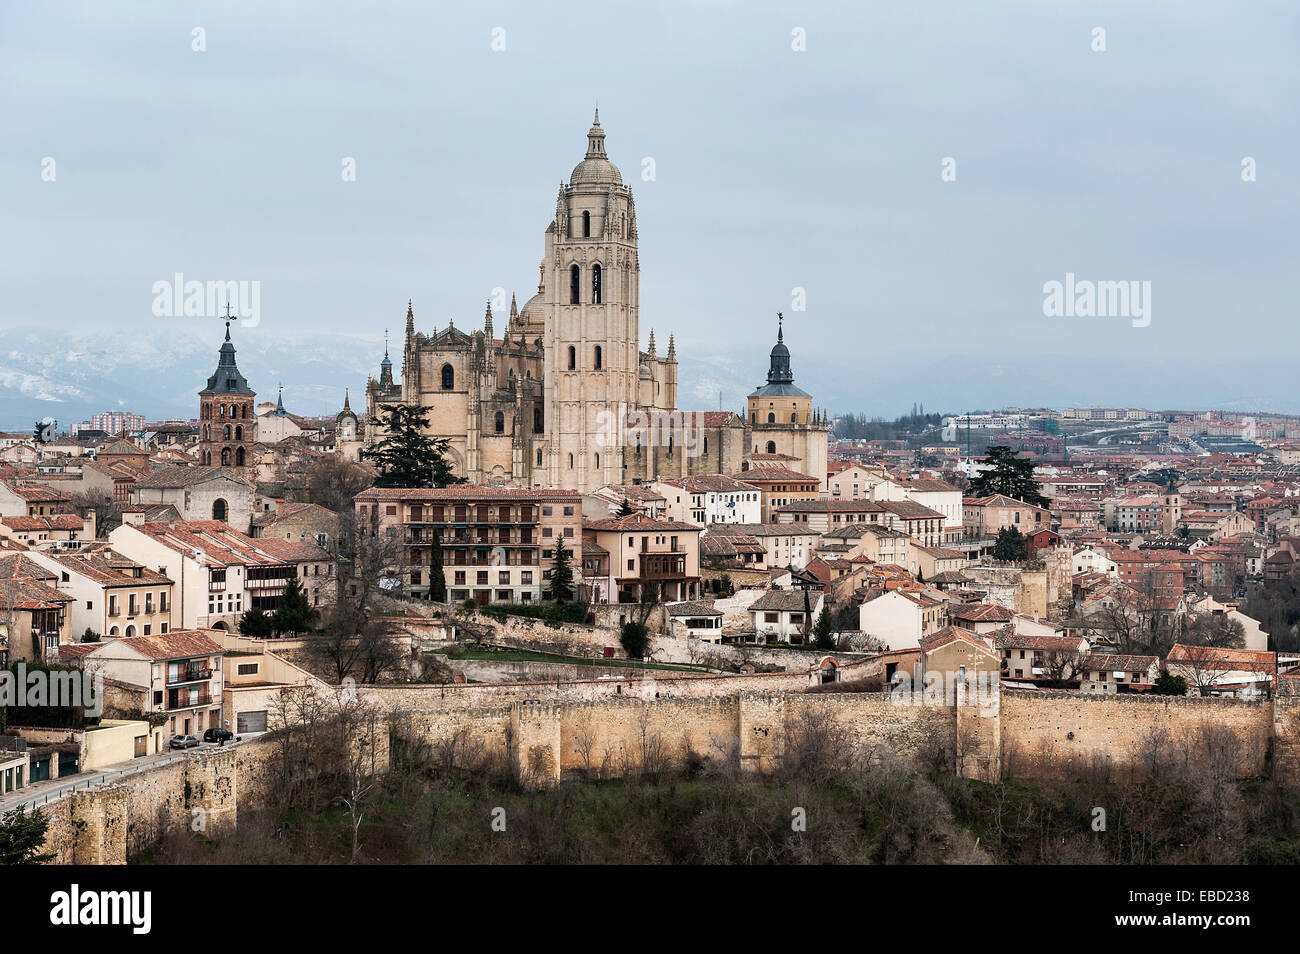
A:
[212,498,228,522]
[766,441,776,454]
[568,346,576,370]
[767,413,775,424]
[582,210,590,237]
[494,411,505,433]
[570,264,580,304]
[594,345,602,370]
[592,264,602,303]
[441,364,454,390]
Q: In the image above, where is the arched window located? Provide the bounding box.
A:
[592,264,602,304]
[229,404,237,417]
[494,411,505,433]
[767,413,775,424]
[568,453,574,469]
[213,498,228,522]
[791,413,798,423]
[109,626,119,636]
[236,447,245,467]
[125,625,135,637]
[223,424,231,440]
[235,425,243,441]
[582,210,590,237]
[766,441,777,454]
[594,453,600,469]
[594,345,602,370]
[221,447,231,466]
[533,407,543,433]
[568,346,576,370]
[536,449,543,466]
[241,404,248,418]
[570,264,580,304]
[441,364,454,390]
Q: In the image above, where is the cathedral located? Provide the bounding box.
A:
[363,112,828,494]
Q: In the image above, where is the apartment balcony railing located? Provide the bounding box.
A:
[245,577,289,589]
[166,690,212,709]
[167,667,213,685]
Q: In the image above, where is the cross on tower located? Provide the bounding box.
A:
[222,298,239,333]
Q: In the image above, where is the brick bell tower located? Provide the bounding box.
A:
[198,311,256,475]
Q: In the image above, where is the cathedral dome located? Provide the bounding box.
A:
[569,109,622,187]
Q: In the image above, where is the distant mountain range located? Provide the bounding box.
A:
[2,322,1297,434]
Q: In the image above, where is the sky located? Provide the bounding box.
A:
[2,0,1298,426]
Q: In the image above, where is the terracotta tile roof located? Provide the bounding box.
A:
[103,630,223,661]
[254,537,333,563]
[948,603,1016,622]
[584,513,701,533]
[36,548,172,587]
[920,625,996,655]
[995,632,1086,652]
[732,466,818,483]
[0,553,57,581]
[1167,644,1276,673]
[655,474,759,493]
[1,515,85,532]
[132,520,287,567]
[2,482,70,502]
[133,465,245,489]
[665,600,722,617]
[1081,653,1161,672]
[749,590,819,613]
[0,577,74,609]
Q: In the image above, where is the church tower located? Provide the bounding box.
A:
[541,110,641,493]
[746,314,828,489]
[198,319,256,475]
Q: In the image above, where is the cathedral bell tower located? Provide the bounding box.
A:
[198,313,257,475]
[541,110,641,493]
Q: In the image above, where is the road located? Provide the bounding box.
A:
[0,740,247,814]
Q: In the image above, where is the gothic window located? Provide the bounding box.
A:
[212,498,228,522]
[229,404,237,417]
[582,210,590,237]
[441,364,454,390]
[221,447,231,466]
[536,449,543,466]
[594,345,602,370]
[568,346,576,370]
[767,413,775,424]
[592,264,602,304]
[766,441,777,454]
[570,264,580,304]
[235,425,243,441]
[533,407,543,433]
[219,405,226,418]
[494,411,505,433]
[223,424,231,440]
[236,447,245,467]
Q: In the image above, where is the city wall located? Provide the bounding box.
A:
[37,682,1300,864]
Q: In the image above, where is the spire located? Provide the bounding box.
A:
[202,315,254,396]
[648,329,656,356]
[766,312,794,386]
[405,299,415,347]
[275,384,285,414]
[667,333,676,360]
[484,300,494,338]
[509,292,518,321]
[342,387,352,413]
[586,108,607,159]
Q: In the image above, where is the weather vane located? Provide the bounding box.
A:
[222,297,239,333]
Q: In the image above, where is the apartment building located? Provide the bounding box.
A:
[354,486,583,604]
[583,512,702,603]
[651,474,762,526]
[25,544,174,638]
[80,631,225,737]
[731,466,820,521]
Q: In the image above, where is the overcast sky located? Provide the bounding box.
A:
[2,1,1297,419]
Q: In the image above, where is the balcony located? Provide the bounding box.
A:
[166,689,212,709]
[245,576,288,590]
[167,666,213,685]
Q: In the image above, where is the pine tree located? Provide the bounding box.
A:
[0,807,54,864]
[239,608,274,638]
[361,403,465,488]
[273,573,319,635]
[616,497,636,517]
[992,526,1028,562]
[813,607,835,650]
[546,543,575,603]
[428,532,447,602]
[968,445,1049,507]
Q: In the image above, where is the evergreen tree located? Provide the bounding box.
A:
[813,608,835,650]
[991,526,1029,562]
[546,543,575,603]
[616,497,636,517]
[273,573,319,634]
[0,807,54,864]
[361,403,465,488]
[968,445,1049,507]
[428,532,447,602]
[239,608,274,638]
[620,620,650,659]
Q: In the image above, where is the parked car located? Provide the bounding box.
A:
[169,734,200,750]
[203,728,234,744]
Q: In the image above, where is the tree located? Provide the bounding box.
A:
[239,608,274,638]
[616,497,636,517]
[81,628,100,643]
[991,526,1028,562]
[273,573,319,635]
[813,608,835,650]
[718,573,734,598]
[1185,613,1246,649]
[427,531,447,602]
[546,543,575,603]
[968,445,1049,507]
[285,455,374,515]
[360,403,464,488]
[1155,671,1188,695]
[620,620,650,659]
[0,806,54,864]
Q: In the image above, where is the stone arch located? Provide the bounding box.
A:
[212,498,228,522]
